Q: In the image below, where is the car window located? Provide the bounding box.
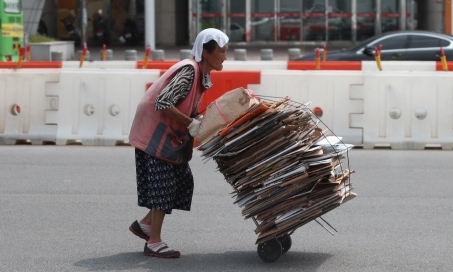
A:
[230,24,240,31]
[408,35,450,48]
[371,35,409,50]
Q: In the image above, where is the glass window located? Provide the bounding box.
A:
[4,0,21,13]
[381,0,400,33]
[200,0,223,30]
[406,0,417,30]
[251,0,275,41]
[408,35,450,48]
[302,0,351,42]
[372,35,408,50]
[190,0,223,42]
[331,0,352,41]
[303,0,327,41]
[279,0,301,41]
[356,0,375,40]
[228,0,246,42]
[189,0,418,45]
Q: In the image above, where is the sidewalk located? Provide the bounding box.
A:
[83,41,355,61]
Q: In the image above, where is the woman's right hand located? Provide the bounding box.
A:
[187,118,201,137]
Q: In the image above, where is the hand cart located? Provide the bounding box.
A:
[198,96,356,263]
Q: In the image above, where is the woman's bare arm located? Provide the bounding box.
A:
[161,107,193,127]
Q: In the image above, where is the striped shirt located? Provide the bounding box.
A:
[155,65,212,110]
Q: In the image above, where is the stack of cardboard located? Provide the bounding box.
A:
[198,95,356,245]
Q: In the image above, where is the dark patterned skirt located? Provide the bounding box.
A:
[134,148,194,214]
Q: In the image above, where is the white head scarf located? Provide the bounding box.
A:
[191,28,229,62]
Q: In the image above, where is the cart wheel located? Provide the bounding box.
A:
[278,234,292,254]
[257,238,282,263]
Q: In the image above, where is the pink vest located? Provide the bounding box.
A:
[129,59,204,164]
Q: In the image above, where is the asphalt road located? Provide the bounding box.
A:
[1,146,452,271]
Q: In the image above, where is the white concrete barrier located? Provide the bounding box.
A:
[361,61,437,72]
[223,60,287,70]
[54,69,160,145]
[350,71,453,149]
[54,60,440,72]
[0,69,60,144]
[1,63,453,149]
[62,60,137,69]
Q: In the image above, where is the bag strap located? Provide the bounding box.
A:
[214,100,230,124]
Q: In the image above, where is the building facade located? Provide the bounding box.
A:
[34,0,451,47]
[189,0,445,44]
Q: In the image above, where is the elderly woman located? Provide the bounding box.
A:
[128,28,229,258]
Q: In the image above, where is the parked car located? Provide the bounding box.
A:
[229,23,245,42]
[297,30,453,61]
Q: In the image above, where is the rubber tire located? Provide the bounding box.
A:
[278,234,292,254]
[257,238,282,263]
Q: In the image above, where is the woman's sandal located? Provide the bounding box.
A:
[144,242,181,258]
[129,220,150,241]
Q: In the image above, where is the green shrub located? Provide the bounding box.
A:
[28,35,57,43]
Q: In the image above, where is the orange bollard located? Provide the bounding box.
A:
[102,44,107,61]
[26,45,31,61]
[374,46,382,71]
[440,47,448,71]
[79,45,87,68]
[17,47,25,68]
[322,44,327,61]
[315,48,321,70]
[143,46,151,69]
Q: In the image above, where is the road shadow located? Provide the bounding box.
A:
[74,250,333,271]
